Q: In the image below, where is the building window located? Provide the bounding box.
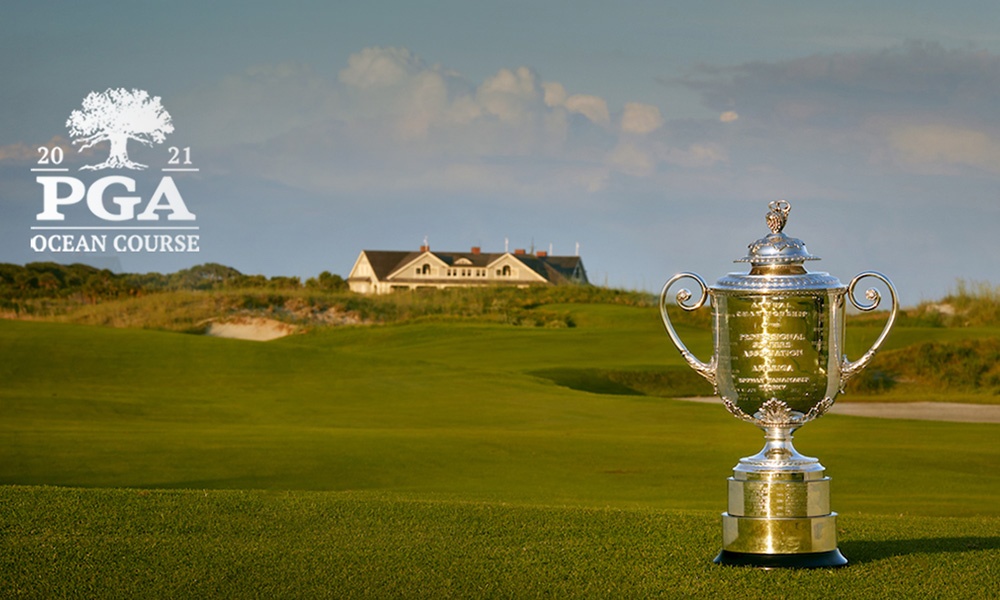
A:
[501,265,511,277]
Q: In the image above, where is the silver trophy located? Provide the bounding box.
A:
[660,200,897,568]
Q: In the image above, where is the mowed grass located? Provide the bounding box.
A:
[2,305,999,597]
[2,487,998,599]
[2,311,998,513]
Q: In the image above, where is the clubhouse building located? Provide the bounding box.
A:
[347,245,589,294]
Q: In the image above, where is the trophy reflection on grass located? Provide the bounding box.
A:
[661,201,897,568]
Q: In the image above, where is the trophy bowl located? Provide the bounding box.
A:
[660,201,898,568]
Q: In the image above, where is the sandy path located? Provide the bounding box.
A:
[829,401,1000,424]
[676,397,1000,424]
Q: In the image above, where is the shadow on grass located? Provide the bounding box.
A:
[840,536,1000,564]
[530,367,714,397]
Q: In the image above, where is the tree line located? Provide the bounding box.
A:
[0,262,347,303]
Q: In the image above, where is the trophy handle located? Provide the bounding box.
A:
[659,272,716,386]
[841,271,898,386]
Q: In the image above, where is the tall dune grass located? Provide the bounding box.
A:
[10,285,656,332]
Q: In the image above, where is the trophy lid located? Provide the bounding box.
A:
[714,200,844,292]
[735,200,819,266]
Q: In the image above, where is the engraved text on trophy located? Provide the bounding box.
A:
[717,295,839,415]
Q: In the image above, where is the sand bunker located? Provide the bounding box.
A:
[205,318,297,341]
[675,397,1000,424]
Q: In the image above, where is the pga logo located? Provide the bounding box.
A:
[35,88,196,222]
[36,176,194,221]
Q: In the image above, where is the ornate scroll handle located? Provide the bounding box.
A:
[841,271,898,386]
[659,272,716,386]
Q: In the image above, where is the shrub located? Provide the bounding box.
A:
[906,279,1000,327]
[846,338,1000,395]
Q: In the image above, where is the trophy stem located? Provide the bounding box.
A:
[735,426,823,473]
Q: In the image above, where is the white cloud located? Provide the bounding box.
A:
[542,81,567,107]
[607,141,655,176]
[479,66,539,98]
[0,136,69,162]
[887,124,1000,174]
[338,46,423,89]
[395,70,453,140]
[563,94,610,127]
[475,66,544,124]
[162,46,698,199]
[621,102,664,134]
[662,143,728,168]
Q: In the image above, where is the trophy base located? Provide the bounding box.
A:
[714,549,848,569]
[716,426,847,568]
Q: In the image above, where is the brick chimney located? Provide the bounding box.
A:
[514,248,526,255]
[536,250,547,257]
[471,246,481,255]
[420,244,430,252]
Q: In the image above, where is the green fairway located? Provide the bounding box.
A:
[1,311,999,514]
[2,305,999,596]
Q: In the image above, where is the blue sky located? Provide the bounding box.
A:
[3,1,1000,304]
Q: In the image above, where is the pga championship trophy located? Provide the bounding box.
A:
[660,201,897,568]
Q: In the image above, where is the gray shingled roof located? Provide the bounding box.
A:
[359,251,421,280]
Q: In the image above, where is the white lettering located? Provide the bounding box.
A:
[36,176,86,220]
[28,234,108,253]
[87,176,142,221]
[110,234,200,253]
[137,177,195,221]
[37,176,196,222]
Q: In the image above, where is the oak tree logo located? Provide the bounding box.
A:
[66,88,174,171]
[28,87,201,255]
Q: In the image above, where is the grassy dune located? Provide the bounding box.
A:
[2,303,999,596]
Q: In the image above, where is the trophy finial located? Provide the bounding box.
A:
[766,200,791,234]
[737,199,817,265]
